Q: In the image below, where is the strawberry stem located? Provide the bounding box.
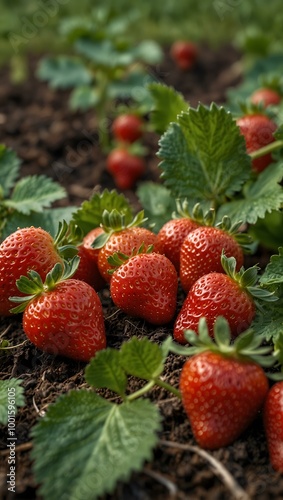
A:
[126,377,182,402]
[249,139,283,160]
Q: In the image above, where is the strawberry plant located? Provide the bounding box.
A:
[37,7,163,150]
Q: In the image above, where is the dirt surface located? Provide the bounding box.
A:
[1,43,283,500]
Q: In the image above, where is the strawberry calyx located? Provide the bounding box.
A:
[91,209,147,249]
[107,243,153,274]
[221,252,278,306]
[169,315,275,368]
[9,256,80,314]
[53,220,81,259]
[173,200,215,225]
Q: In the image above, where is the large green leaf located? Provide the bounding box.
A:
[158,103,252,209]
[32,391,161,500]
[0,145,21,197]
[0,379,25,425]
[217,161,283,224]
[4,175,67,215]
[85,349,127,396]
[37,56,93,89]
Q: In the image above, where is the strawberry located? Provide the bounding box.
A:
[111,114,144,144]
[92,209,161,283]
[264,381,283,473]
[170,40,198,70]
[109,247,178,325]
[236,113,277,173]
[179,215,248,293]
[178,316,273,449]
[10,258,106,362]
[174,253,276,344]
[250,88,281,108]
[106,148,145,190]
[155,201,200,272]
[0,226,64,316]
[73,227,106,291]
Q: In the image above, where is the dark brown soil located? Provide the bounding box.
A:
[1,44,283,500]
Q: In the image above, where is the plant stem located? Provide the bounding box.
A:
[154,378,182,399]
[249,139,283,160]
[126,377,182,402]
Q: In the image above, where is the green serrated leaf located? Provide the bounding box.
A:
[4,175,66,215]
[0,378,25,425]
[120,337,164,380]
[217,161,283,225]
[32,390,161,500]
[158,103,251,209]
[260,248,283,286]
[0,145,21,197]
[37,56,93,89]
[251,303,283,342]
[72,189,132,236]
[1,206,76,242]
[147,82,189,134]
[85,348,127,395]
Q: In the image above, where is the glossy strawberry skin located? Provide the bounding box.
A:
[0,227,63,316]
[179,226,244,293]
[170,41,198,70]
[23,279,106,362]
[250,88,281,108]
[98,227,161,283]
[111,114,144,143]
[106,148,145,190]
[110,253,178,325]
[180,351,269,449]
[264,381,283,473]
[73,227,106,291]
[236,114,277,173]
[156,218,200,272]
[174,272,255,344]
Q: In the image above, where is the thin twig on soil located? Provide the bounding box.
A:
[159,439,251,500]
[0,442,32,456]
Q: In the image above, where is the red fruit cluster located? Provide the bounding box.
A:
[250,87,281,108]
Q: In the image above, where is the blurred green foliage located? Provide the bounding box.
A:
[1,0,283,65]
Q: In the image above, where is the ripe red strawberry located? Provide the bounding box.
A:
[92,209,161,283]
[250,88,281,108]
[174,254,276,344]
[179,217,246,293]
[170,40,198,70]
[109,250,178,325]
[264,381,283,473]
[10,259,106,362]
[106,148,145,190]
[0,226,63,316]
[111,114,144,144]
[179,317,271,449]
[156,202,201,273]
[236,113,277,173]
[73,227,106,291]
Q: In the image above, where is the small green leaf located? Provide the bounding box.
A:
[158,103,251,209]
[0,378,25,425]
[217,161,283,225]
[69,86,101,111]
[72,189,132,236]
[37,56,92,89]
[4,175,66,215]
[120,337,164,380]
[0,145,21,197]
[260,248,283,286]
[85,349,127,396]
[133,40,163,65]
[75,39,134,68]
[32,390,161,500]
[147,82,189,134]
[137,182,176,233]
